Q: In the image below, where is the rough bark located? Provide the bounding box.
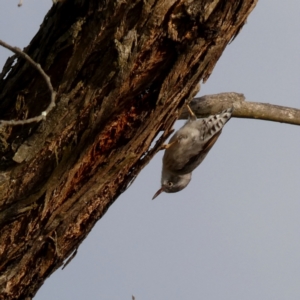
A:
[0,0,257,298]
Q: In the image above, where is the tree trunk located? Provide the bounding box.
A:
[0,0,257,298]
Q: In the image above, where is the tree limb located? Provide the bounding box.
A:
[180,93,300,126]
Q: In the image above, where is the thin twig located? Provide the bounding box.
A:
[0,39,56,126]
[180,93,300,126]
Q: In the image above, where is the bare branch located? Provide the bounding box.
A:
[0,40,56,126]
[180,93,300,126]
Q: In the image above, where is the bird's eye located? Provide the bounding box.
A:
[168,182,173,187]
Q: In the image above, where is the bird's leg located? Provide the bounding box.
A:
[161,142,175,150]
[160,139,177,150]
[186,104,197,121]
[158,128,175,151]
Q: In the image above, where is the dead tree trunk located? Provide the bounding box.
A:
[0,0,257,298]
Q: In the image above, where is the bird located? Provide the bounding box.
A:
[152,105,233,199]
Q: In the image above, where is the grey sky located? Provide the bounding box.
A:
[1,1,300,299]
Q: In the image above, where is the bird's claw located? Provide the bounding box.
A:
[186,103,197,121]
[160,140,177,150]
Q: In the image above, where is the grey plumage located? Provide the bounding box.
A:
[152,106,233,199]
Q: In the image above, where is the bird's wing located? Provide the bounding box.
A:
[174,130,222,174]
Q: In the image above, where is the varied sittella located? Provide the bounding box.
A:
[152,105,233,199]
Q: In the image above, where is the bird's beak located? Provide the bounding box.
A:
[152,187,164,200]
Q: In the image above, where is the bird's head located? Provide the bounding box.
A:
[152,172,191,199]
